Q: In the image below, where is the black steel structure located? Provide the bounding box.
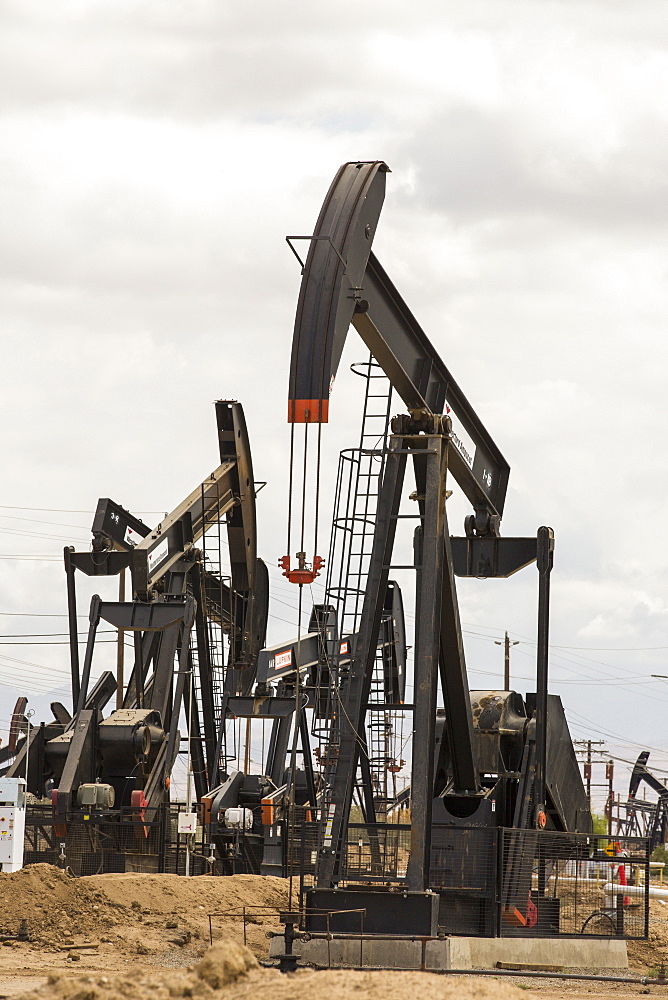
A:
[4,163,597,929]
[203,582,408,876]
[4,400,270,862]
[283,161,591,935]
[619,751,668,849]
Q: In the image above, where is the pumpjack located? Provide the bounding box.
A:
[202,580,408,875]
[2,163,593,905]
[277,161,590,935]
[3,400,270,866]
[619,751,668,849]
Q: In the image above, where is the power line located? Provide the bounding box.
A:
[0,612,89,617]
[0,513,93,529]
[0,631,114,638]
[0,555,61,560]
[554,644,668,651]
[0,505,162,514]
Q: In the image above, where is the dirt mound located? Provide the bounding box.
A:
[0,864,288,957]
[13,943,534,1000]
[0,864,104,943]
[627,898,668,973]
[84,869,287,916]
[196,940,258,987]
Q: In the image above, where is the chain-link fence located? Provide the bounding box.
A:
[23,803,650,940]
[23,802,212,876]
[342,822,411,883]
[500,829,649,939]
[296,821,649,940]
[431,824,499,936]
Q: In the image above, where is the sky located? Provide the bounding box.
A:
[1,0,668,813]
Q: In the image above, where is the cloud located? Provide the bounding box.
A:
[1,0,668,782]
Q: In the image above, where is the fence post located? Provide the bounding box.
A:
[158,803,167,874]
[495,828,503,937]
[615,893,624,937]
[645,840,651,939]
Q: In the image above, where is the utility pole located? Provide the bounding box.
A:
[573,739,605,812]
[495,631,519,690]
[606,760,614,836]
[24,709,34,792]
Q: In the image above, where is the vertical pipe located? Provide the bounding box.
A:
[534,526,554,825]
[504,632,510,691]
[64,548,80,711]
[116,569,125,709]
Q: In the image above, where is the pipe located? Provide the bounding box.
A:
[603,881,668,907]
[299,964,662,985]
[604,882,668,899]
[550,874,657,886]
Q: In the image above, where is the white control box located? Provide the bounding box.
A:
[0,778,26,872]
[177,812,198,835]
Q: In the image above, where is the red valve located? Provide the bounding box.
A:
[279,553,324,585]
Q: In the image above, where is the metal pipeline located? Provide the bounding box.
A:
[604,881,668,906]
[302,963,666,985]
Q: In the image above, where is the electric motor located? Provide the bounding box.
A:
[223,807,253,830]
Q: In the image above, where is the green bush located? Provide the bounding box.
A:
[591,813,609,835]
[651,843,668,876]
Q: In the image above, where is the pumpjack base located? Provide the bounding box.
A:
[270,934,628,971]
[304,887,439,936]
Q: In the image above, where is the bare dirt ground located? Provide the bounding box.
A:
[1,865,668,1000]
[0,864,288,997]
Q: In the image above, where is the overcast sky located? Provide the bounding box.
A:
[1,0,668,810]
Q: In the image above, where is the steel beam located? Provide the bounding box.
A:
[450,536,537,578]
[317,437,407,886]
[534,526,554,824]
[353,255,509,517]
[75,595,102,716]
[439,500,479,795]
[53,710,96,822]
[64,548,81,710]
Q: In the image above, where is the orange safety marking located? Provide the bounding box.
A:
[288,399,329,423]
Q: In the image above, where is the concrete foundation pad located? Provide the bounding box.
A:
[269,935,628,971]
[454,937,628,971]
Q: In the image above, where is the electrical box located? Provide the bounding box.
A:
[177,812,198,835]
[0,778,26,872]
